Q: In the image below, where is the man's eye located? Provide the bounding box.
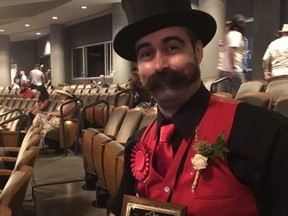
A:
[137,50,153,59]
[167,45,178,52]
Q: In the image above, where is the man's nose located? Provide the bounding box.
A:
[153,52,168,72]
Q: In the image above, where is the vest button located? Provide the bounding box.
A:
[164,186,170,192]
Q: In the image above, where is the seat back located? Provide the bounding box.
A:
[16,133,42,163]
[0,205,11,216]
[92,132,112,186]
[236,92,272,109]
[213,92,233,99]
[59,98,84,155]
[98,87,108,94]
[116,92,132,107]
[82,128,99,173]
[107,93,117,106]
[60,119,79,149]
[0,165,32,216]
[14,146,40,171]
[235,80,268,99]
[139,109,157,129]
[274,95,288,117]
[202,76,218,92]
[115,107,145,145]
[81,88,91,95]
[103,140,124,197]
[265,78,288,105]
[97,93,109,102]
[103,106,129,139]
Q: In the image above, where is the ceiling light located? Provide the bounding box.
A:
[81,6,87,9]
[25,24,30,27]
[52,16,58,20]
[0,29,4,32]
[36,32,41,35]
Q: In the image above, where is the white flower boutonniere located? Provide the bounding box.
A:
[191,130,229,193]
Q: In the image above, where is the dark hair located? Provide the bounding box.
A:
[36,85,49,102]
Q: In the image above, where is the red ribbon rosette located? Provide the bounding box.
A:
[130,141,151,181]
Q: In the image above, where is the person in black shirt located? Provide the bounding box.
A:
[109,0,288,215]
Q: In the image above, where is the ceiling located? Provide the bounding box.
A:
[0,0,121,42]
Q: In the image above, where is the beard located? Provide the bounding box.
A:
[142,63,201,94]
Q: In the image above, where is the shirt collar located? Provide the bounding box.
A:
[156,83,210,139]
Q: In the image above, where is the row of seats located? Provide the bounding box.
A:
[0,124,42,215]
[0,82,129,99]
[204,76,288,117]
[82,106,157,199]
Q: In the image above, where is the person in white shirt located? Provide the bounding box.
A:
[262,24,288,79]
[217,14,246,97]
[29,64,45,89]
[20,70,28,84]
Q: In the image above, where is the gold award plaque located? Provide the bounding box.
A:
[121,195,187,216]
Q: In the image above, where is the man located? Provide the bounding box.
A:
[109,0,288,215]
[19,82,35,99]
[29,64,45,89]
[19,70,28,84]
[217,14,247,97]
[263,24,288,79]
[97,74,109,88]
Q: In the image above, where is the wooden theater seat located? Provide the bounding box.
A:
[274,95,288,117]
[91,132,113,188]
[0,147,40,188]
[101,105,129,139]
[139,108,157,129]
[0,165,32,216]
[82,128,99,176]
[236,92,272,109]
[81,101,110,130]
[103,140,124,197]
[265,78,288,106]
[115,107,145,145]
[234,79,268,99]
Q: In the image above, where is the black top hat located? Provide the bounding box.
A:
[113,0,217,62]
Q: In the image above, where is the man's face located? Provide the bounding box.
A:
[135,26,203,101]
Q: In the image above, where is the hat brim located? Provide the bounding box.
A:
[55,89,74,98]
[114,9,216,62]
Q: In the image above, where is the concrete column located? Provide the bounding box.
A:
[112,3,131,84]
[0,35,10,86]
[199,0,226,79]
[50,24,65,86]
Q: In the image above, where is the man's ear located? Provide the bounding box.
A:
[195,40,203,65]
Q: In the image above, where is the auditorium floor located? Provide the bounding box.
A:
[21,148,107,216]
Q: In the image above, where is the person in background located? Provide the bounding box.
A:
[19,70,28,84]
[26,85,50,125]
[128,68,154,109]
[90,74,110,89]
[9,78,20,91]
[45,67,52,87]
[29,63,45,89]
[33,86,76,138]
[109,0,288,215]
[217,14,247,97]
[262,24,288,79]
[19,82,35,99]
[97,74,109,88]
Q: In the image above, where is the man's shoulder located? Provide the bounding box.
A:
[236,102,287,127]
